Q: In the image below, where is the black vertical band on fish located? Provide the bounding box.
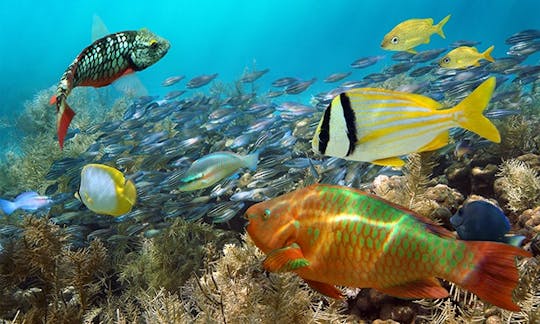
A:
[318,101,332,154]
[340,93,358,156]
[51,29,170,149]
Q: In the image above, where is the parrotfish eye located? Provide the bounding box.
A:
[391,36,399,44]
[149,39,158,48]
[263,208,271,220]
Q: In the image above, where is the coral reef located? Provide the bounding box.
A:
[495,159,540,215]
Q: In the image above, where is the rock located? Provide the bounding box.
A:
[372,320,399,324]
[517,153,540,173]
[485,315,503,324]
[430,207,453,229]
[379,303,416,324]
[424,184,464,212]
[446,163,472,195]
[470,164,498,196]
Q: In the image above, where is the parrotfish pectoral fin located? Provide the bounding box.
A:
[377,277,448,299]
[304,279,344,299]
[418,131,449,153]
[0,199,17,215]
[455,241,531,311]
[263,243,310,272]
[372,157,405,167]
[49,95,57,106]
[453,77,501,143]
[436,14,451,39]
[57,100,75,149]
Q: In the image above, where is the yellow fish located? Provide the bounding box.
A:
[381,15,451,53]
[439,45,495,69]
[76,163,137,216]
[311,77,500,167]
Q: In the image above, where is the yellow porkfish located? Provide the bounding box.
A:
[76,163,137,216]
[439,45,495,69]
[311,77,500,167]
[381,14,451,53]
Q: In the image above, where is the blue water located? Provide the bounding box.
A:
[1,0,539,139]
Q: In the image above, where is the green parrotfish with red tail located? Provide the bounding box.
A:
[245,184,531,311]
[51,29,170,149]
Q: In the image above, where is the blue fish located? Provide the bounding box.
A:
[450,201,525,246]
[0,191,54,215]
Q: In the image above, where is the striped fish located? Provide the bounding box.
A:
[245,184,531,311]
[312,77,500,167]
[51,29,169,148]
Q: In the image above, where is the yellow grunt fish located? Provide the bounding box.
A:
[312,77,500,167]
[439,45,495,69]
[381,15,451,53]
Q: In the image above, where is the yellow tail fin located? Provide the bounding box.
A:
[435,14,451,39]
[483,45,495,62]
[453,77,501,143]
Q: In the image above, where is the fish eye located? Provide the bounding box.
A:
[442,57,450,64]
[263,208,271,220]
[150,39,158,48]
[391,36,399,44]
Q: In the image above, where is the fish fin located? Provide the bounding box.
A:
[453,241,531,311]
[244,150,260,171]
[483,45,495,62]
[304,279,344,299]
[263,243,310,272]
[91,14,109,42]
[435,14,451,39]
[0,199,17,215]
[474,62,481,67]
[377,277,448,299]
[406,49,418,54]
[123,179,137,205]
[502,235,526,247]
[112,73,148,97]
[372,157,405,167]
[418,131,449,152]
[57,100,76,149]
[49,95,57,105]
[452,77,501,143]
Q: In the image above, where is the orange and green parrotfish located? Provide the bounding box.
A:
[245,184,531,311]
[50,29,170,149]
[381,14,451,53]
[311,77,500,167]
[439,45,495,69]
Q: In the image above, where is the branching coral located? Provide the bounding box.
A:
[495,159,540,214]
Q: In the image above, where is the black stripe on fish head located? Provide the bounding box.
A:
[340,93,358,156]
[318,101,332,154]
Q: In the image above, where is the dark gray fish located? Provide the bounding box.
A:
[485,56,525,74]
[450,40,481,48]
[229,134,252,149]
[505,29,540,45]
[162,75,184,87]
[507,40,540,56]
[186,73,218,88]
[285,78,316,94]
[350,55,385,68]
[363,72,390,83]
[409,65,435,77]
[383,62,415,75]
[323,71,352,83]
[240,68,269,83]
[391,51,415,61]
[164,90,186,100]
[411,48,447,63]
[266,90,284,98]
[207,201,245,223]
[230,188,273,202]
[271,77,299,87]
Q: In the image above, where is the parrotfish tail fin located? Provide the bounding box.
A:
[435,14,451,39]
[244,150,260,171]
[57,99,76,149]
[453,77,501,143]
[0,199,17,215]
[449,241,531,311]
[124,179,137,205]
[483,45,495,62]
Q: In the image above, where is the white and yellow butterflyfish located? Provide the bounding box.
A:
[312,77,500,167]
[76,163,137,216]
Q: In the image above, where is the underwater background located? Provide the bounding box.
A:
[1,0,540,323]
